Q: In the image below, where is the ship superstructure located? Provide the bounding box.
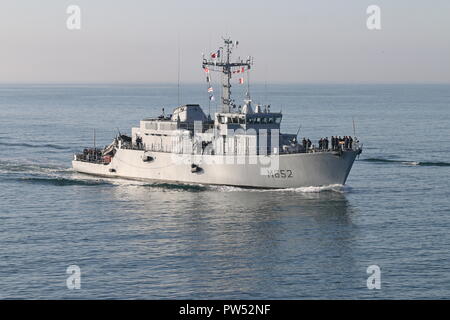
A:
[72,38,362,188]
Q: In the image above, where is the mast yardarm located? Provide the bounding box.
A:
[202,38,252,113]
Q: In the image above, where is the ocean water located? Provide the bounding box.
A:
[0,83,449,299]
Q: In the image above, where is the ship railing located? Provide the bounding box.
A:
[117,142,362,156]
[121,144,145,151]
[74,154,109,164]
[301,144,361,154]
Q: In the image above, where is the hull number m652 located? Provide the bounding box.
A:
[267,169,293,179]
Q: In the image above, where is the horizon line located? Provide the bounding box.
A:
[1,81,450,86]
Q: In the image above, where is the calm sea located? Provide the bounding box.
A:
[0,84,449,299]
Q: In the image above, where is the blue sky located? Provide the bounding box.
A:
[0,0,449,83]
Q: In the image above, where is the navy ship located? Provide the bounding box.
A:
[73,38,362,188]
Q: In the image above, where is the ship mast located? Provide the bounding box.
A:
[202,38,252,113]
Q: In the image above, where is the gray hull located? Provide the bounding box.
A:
[72,148,358,188]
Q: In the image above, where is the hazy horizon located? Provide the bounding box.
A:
[1,81,450,85]
[1,0,449,84]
